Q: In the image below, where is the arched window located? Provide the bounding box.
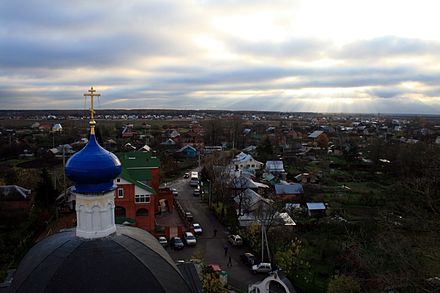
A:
[115,206,126,217]
[136,208,148,216]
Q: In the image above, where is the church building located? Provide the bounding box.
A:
[8,87,196,293]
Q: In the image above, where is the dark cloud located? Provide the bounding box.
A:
[0,31,180,69]
[0,0,196,69]
[368,88,405,99]
[149,63,439,91]
[0,0,101,29]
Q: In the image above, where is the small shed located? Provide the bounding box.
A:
[177,145,197,158]
[306,202,326,217]
[265,160,285,173]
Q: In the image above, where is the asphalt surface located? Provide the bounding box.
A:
[165,169,266,292]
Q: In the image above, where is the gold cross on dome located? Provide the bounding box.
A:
[83,87,101,134]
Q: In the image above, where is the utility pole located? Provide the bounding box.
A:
[260,222,271,263]
[63,145,66,202]
[207,179,212,208]
[261,223,264,262]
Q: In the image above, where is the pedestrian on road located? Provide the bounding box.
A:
[227,255,232,267]
[213,228,217,237]
[224,244,228,256]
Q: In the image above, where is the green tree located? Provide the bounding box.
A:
[327,275,361,293]
[239,223,261,252]
[204,119,223,146]
[256,136,273,162]
[34,168,57,209]
[3,166,18,185]
[202,272,228,293]
[274,238,303,275]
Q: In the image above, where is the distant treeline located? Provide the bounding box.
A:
[1,109,440,121]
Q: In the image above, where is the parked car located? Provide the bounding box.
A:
[171,188,178,196]
[193,188,200,196]
[183,232,197,246]
[171,237,184,250]
[192,223,203,235]
[157,236,168,247]
[185,211,193,222]
[240,252,259,267]
[184,172,190,178]
[251,262,272,274]
[227,234,243,246]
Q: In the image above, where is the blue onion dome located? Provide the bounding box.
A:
[65,134,121,193]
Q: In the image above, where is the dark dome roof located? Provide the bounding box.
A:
[65,134,121,193]
[10,226,193,293]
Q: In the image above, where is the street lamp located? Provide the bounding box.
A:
[207,179,212,208]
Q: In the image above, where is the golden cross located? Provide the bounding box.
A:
[83,86,101,134]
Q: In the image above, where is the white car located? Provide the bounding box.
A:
[251,262,272,274]
[183,232,197,246]
[171,188,178,196]
[227,234,243,246]
[192,223,203,235]
[157,236,168,247]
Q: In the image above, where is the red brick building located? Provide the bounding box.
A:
[113,152,174,235]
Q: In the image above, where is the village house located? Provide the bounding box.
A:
[116,152,161,192]
[164,129,181,144]
[121,124,135,138]
[233,188,273,225]
[295,172,320,184]
[233,188,295,227]
[0,185,32,220]
[231,174,269,195]
[181,125,204,148]
[232,152,264,173]
[265,160,285,173]
[160,138,177,147]
[274,183,304,201]
[52,123,63,132]
[114,171,157,231]
[38,123,52,132]
[308,130,329,147]
[176,144,198,158]
[114,152,175,236]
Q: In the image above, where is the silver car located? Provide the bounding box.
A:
[192,223,203,236]
[184,232,197,246]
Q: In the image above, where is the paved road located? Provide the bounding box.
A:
[166,170,265,292]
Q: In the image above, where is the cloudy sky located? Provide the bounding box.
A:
[1,0,440,113]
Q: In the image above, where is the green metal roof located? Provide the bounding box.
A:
[117,152,158,194]
[117,152,160,169]
[115,217,136,225]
